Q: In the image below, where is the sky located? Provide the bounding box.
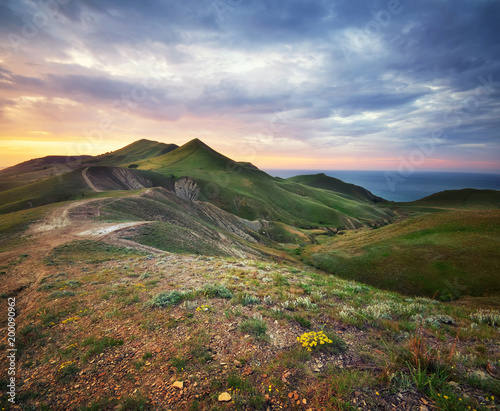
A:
[0,0,499,172]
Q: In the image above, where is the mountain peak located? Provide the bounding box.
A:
[183,138,211,149]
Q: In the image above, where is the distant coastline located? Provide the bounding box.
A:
[265,170,500,202]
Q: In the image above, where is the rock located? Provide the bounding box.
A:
[218,392,231,402]
[486,362,500,378]
[234,360,243,368]
[243,367,253,376]
[172,381,183,390]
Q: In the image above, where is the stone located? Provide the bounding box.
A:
[234,360,243,368]
[172,381,183,390]
[218,392,231,402]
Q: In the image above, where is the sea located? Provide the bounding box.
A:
[263,170,500,203]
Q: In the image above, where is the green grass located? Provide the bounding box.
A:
[304,210,500,297]
[149,290,183,307]
[87,139,177,167]
[0,204,54,250]
[407,188,500,209]
[56,362,80,382]
[0,169,93,214]
[287,173,385,203]
[134,139,393,227]
[203,283,233,299]
[239,318,268,339]
[82,336,124,359]
[45,240,145,265]
[132,222,228,256]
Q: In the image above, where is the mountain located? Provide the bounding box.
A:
[286,173,386,204]
[410,188,500,209]
[0,139,178,194]
[134,139,394,227]
[0,155,91,178]
[87,138,178,166]
[0,166,177,215]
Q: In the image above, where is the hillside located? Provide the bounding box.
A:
[409,188,500,209]
[0,155,91,178]
[86,139,178,167]
[303,209,500,298]
[287,173,385,204]
[0,139,394,230]
[1,214,499,410]
[0,155,92,194]
[135,139,394,227]
[0,167,177,215]
[0,140,178,196]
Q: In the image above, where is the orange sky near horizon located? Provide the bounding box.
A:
[1,136,499,173]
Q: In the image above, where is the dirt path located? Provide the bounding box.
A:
[0,197,164,297]
[82,167,102,192]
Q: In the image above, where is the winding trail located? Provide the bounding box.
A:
[82,167,102,192]
[0,197,164,300]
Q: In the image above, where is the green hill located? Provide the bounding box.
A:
[0,167,174,214]
[410,188,500,209]
[303,209,500,298]
[0,155,91,178]
[0,140,177,193]
[86,139,178,166]
[287,173,385,203]
[135,139,393,227]
[0,169,93,214]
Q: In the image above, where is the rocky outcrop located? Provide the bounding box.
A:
[175,177,200,201]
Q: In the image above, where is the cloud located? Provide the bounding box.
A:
[0,0,499,170]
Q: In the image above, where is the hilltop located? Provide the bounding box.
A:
[0,138,499,410]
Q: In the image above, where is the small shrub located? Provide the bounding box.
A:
[49,290,76,299]
[263,295,273,305]
[293,314,311,328]
[203,284,232,299]
[83,336,123,359]
[273,273,289,287]
[470,309,500,327]
[57,361,79,382]
[149,291,182,307]
[239,318,268,339]
[242,294,260,306]
[170,356,187,372]
[343,283,370,294]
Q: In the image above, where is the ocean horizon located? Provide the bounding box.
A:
[264,170,500,203]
